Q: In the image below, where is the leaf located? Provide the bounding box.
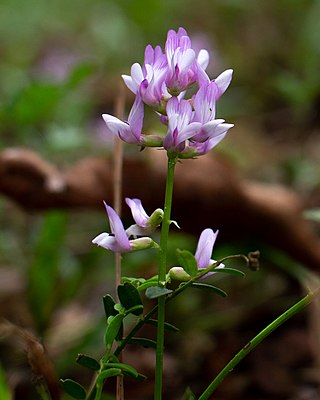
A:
[146,319,180,332]
[125,304,144,316]
[184,387,197,400]
[213,267,245,277]
[96,368,122,384]
[104,314,124,349]
[176,249,198,277]
[118,283,143,315]
[190,283,227,297]
[60,379,86,399]
[128,337,157,349]
[102,295,118,318]
[145,286,172,299]
[104,363,139,378]
[76,354,100,371]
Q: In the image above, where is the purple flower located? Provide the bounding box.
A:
[178,79,233,157]
[194,228,219,269]
[92,201,156,253]
[125,198,163,236]
[169,228,224,281]
[122,45,168,109]
[165,27,209,95]
[102,94,144,144]
[163,97,201,154]
[192,80,234,142]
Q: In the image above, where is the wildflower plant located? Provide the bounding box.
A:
[61,27,320,400]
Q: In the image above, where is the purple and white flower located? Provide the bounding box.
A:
[194,228,220,269]
[165,27,210,95]
[92,201,157,253]
[163,97,201,154]
[178,79,234,157]
[125,197,163,237]
[169,228,224,281]
[102,94,144,144]
[122,45,168,109]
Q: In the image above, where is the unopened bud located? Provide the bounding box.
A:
[168,267,191,282]
[148,208,164,230]
[130,237,159,251]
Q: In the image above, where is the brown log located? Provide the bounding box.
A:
[0,147,319,270]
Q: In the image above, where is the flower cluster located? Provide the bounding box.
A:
[102,27,233,158]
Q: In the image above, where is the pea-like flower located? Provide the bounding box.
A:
[169,228,223,280]
[122,45,168,110]
[165,27,210,95]
[92,201,158,253]
[102,94,144,144]
[125,197,164,237]
[163,97,201,154]
[179,79,234,158]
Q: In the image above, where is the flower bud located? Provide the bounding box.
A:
[130,237,159,251]
[148,208,164,230]
[168,266,191,281]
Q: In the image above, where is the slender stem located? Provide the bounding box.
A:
[154,156,177,400]
[113,84,125,400]
[198,287,320,400]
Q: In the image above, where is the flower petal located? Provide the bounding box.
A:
[194,229,219,269]
[197,49,209,70]
[125,198,149,227]
[215,69,233,99]
[128,95,144,141]
[92,232,125,252]
[103,201,130,250]
[102,114,130,138]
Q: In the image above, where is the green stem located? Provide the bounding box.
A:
[198,287,320,400]
[154,155,177,400]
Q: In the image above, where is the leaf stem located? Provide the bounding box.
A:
[198,287,320,400]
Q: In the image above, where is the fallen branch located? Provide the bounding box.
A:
[0,147,319,269]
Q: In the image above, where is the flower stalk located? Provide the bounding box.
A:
[154,155,177,400]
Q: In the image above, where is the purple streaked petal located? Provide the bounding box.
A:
[144,44,155,65]
[125,197,149,227]
[103,201,130,250]
[177,48,195,72]
[194,229,219,269]
[128,95,144,140]
[193,81,218,123]
[177,27,188,37]
[165,29,179,60]
[177,122,202,144]
[179,36,192,52]
[102,114,130,137]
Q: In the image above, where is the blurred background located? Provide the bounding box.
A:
[1,0,320,399]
